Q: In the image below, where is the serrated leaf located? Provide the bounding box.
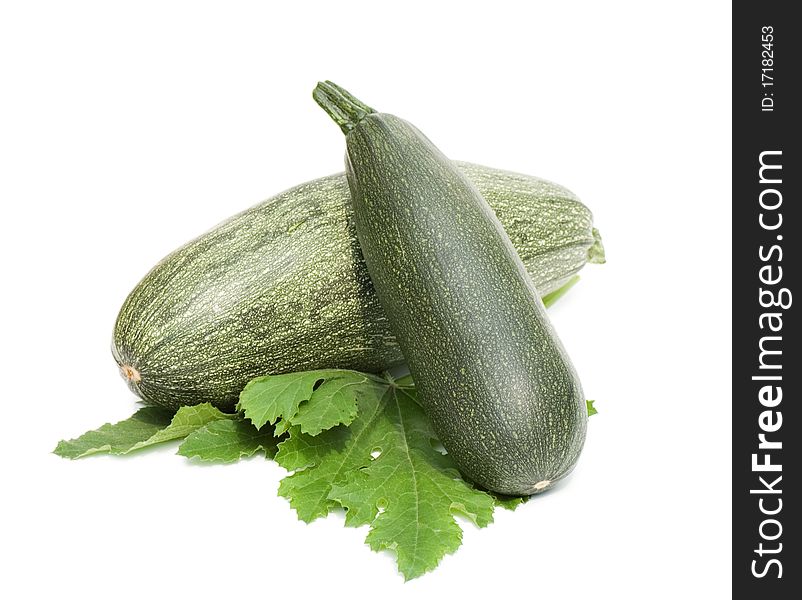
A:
[54,403,231,459]
[492,493,528,511]
[293,375,384,436]
[275,383,387,522]
[178,419,278,463]
[330,387,496,579]
[275,380,496,580]
[275,424,350,472]
[587,399,597,416]
[238,369,382,435]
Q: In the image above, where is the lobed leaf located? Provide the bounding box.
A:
[276,379,496,580]
[178,419,278,463]
[238,369,383,435]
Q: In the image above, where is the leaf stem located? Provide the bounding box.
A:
[542,275,580,308]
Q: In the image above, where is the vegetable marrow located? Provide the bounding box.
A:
[113,148,603,414]
[315,81,587,496]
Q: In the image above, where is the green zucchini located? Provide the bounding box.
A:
[314,81,587,496]
[113,150,603,414]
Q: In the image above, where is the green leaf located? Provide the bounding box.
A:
[178,419,279,463]
[54,407,174,459]
[54,403,232,459]
[587,399,598,416]
[492,493,528,511]
[274,381,388,522]
[238,369,383,435]
[130,403,232,450]
[275,379,497,580]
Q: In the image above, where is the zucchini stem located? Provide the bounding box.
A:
[313,80,375,134]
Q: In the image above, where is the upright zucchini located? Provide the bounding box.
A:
[113,145,603,413]
[315,81,587,496]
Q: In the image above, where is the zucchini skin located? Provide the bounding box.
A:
[319,83,586,495]
[113,163,602,413]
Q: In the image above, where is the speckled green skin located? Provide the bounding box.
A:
[113,163,600,413]
[339,112,587,496]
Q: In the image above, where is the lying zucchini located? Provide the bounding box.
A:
[113,153,603,413]
[315,81,587,496]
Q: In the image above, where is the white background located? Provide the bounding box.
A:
[0,1,731,598]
